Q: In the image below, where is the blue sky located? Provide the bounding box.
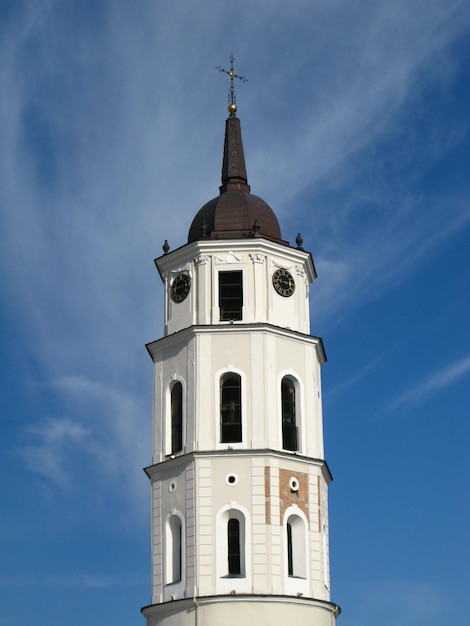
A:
[0,1,469,625]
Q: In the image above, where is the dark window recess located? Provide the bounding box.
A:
[220,374,242,443]
[171,382,183,454]
[219,271,243,321]
[282,377,298,451]
[176,524,182,582]
[287,522,294,576]
[168,515,182,584]
[227,518,241,575]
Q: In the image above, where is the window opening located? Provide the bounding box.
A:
[171,382,183,454]
[286,514,306,578]
[219,271,243,321]
[282,377,298,451]
[287,522,294,576]
[220,373,242,443]
[227,518,241,575]
[166,515,182,584]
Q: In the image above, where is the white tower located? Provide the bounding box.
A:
[142,101,341,625]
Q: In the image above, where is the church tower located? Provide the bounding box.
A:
[142,74,341,625]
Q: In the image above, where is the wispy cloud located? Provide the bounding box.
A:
[390,355,470,411]
[19,375,149,513]
[312,194,470,326]
[0,572,144,589]
[1,0,468,374]
[44,572,145,589]
[1,0,468,530]
[342,578,457,626]
[327,355,385,396]
[19,417,89,487]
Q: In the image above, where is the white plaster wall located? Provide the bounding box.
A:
[148,452,332,606]
[150,461,190,603]
[189,455,330,599]
[156,239,316,337]
[145,235,338,622]
[143,596,339,626]
[148,325,325,462]
[196,458,213,597]
[193,328,324,457]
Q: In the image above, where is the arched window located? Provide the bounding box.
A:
[220,373,242,443]
[227,518,241,575]
[223,511,245,577]
[170,381,183,454]
[286,513,307,579]
[282,376,298,451]
[287,521,294,576]
[216,505,250,593]
[165,514,182,584]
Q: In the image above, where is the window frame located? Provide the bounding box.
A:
[165,377,185,457]
[215,504,251,594]
[286,513,307,579]
[220,372,243,444]
[283,506,309,596]
[164,511,185,587]
[170,380,183,454]
[218,270,243,321]
[280,374,302,453]
[227,517,242,576]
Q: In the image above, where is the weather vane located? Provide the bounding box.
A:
[216,53,248,114]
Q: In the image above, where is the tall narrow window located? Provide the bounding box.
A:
[216,507,248,587]
[166,515,182,584]
[220,373,242,443]
[286,514,306,578]
[282,377,297,451]
[219,271,243,321]
[287,521,294,576]
[171,382,183,454]
[227,518,241,575]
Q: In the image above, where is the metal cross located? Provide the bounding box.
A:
[216,54,248,108]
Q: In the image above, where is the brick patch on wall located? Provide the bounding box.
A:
[279,468,309,523]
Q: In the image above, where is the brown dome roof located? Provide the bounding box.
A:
[187,112,288,246]
[188,190,283,243]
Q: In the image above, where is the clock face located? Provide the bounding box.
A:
[272,268,295,297]
[170,273,191,303]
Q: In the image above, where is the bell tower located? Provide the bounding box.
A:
[142,88,341,625]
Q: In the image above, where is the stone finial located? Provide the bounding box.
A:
[296,233,304,250]
[201,220,209,239]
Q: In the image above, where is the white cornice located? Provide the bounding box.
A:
[155,238,316,283]
[143,448,334,484]
[146,322,326,363]
[142,593,341,616]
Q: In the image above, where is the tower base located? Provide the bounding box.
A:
[142,594,340,625]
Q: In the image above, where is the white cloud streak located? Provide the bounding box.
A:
[0,1,466,345]
[19,375,149,514]
[390,355,470,410]
[326,355,386,397]
[0,572,144,589]
[1,0,468,508]
[341,578,456,626]
[20,417,88,486]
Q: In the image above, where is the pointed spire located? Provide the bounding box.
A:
[216,55,250,195]
[219,112,251,194]
[188,58,285,245]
